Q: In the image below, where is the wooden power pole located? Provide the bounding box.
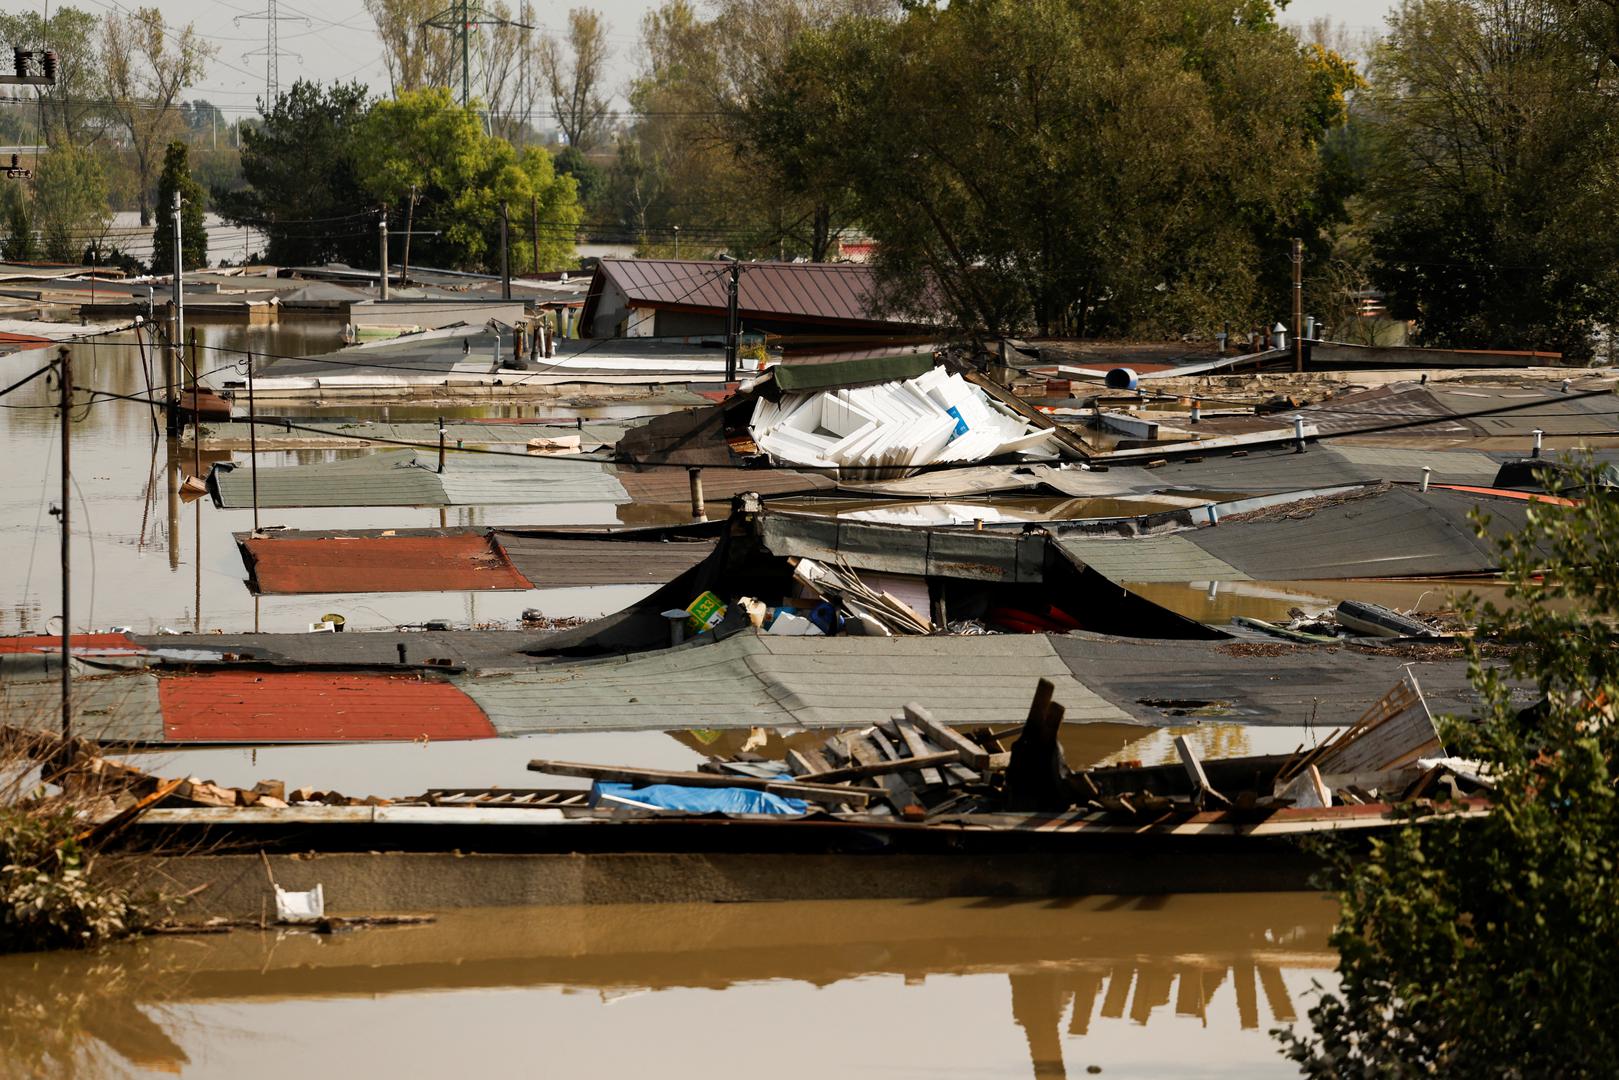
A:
[1292,237,1304,374]
[56,346,72,740]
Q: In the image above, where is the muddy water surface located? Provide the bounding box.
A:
[0,894,1336,1079]
[0,329,678,635]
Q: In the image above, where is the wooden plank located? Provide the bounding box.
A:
[892,713,945,786]
[847,735,921,811]
[797,751,960,786]
[1173,735,1231,810]
[525,759,879,806]
[903,703,990,770]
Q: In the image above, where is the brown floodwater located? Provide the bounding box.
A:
[0,329,683,635]
[0,893,1338,1079]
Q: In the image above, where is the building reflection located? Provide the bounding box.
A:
[0,892,1335,1078]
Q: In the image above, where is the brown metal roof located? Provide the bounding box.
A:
[583,259,924,331]
[495,533,717,587]
[240,533,535,595]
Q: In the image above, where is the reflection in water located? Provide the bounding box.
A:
[0,894,1336,1078]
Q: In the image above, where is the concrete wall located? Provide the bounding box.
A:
[118,848,1313,921]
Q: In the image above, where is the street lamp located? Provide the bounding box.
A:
[673,225,681,259]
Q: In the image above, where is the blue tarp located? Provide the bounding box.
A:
[588,781,809,815]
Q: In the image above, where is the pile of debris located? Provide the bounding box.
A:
[528,672,1488,821]
[1234,599,1454,645]
[63,754,391,813]
[749,368,1054,478]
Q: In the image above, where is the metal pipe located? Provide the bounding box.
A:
[438,416,447,474]
[57,346,72,741]
[1292,415,1307,453]
[378,216,390,300]
[1190,398,1201,425]
[688,466,706,521]
[500,202,511,300]
[1532,429,1544,458]
[1420,466,1432,493]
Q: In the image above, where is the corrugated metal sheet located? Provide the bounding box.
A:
[495,532,717,587]
[0,632,142,654]
[457,632,1133,733]
[211,450,447,508]
[211,450,630,508]
[242,533,535,594]
[158,671,495,741]
[615,466,834,502]
[0,660,165,743]
[435,454,629,506]
[758,513,1046,582]
[1054,533,1250,583]
[587,259,916,330]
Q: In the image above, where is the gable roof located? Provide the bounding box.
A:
[581,258,928,332]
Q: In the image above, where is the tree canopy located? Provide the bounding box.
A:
[353,87,582,272]
[215,80,376,267]
[151,141,207,272]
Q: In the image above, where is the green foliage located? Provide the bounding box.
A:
[743,0,1359,337]
[32,144,111,262]
[552,145,605,214]
[215,80,375,266]
[1363,0,1619,360]
[353,87,582,272]
[0,6,107,148]
[0,803,142,954]
[1279,460,1619,1075]
[1,187,39,263]
[151,141,207,271]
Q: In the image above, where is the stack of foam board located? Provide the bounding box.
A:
[750,368,1054,478]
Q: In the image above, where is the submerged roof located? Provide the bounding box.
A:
[581,258,927,332]
[1052,486,1533,582]
[238,527,720,594]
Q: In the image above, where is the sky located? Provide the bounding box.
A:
[27,0,1397,115]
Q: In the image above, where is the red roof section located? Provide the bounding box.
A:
[586,258,922,330]
[0,632,142,654]
[242,534,534,595]
[159,671,496,741]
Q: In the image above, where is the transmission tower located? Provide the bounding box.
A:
[237,1,308,107]
[423,1,535,109]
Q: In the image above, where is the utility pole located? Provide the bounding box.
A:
[723,257,741,383]
[379,214,390,300]
[55,346,71,741]
[674,225,681,259]
[1291,237,1304,374]
[530,192,539,275]
[173,194,186,435]
[500,202,511,300]
[247,352,260,533]
[402,186,417,286]
[236,0,307,106]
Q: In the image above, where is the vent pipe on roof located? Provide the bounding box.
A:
[1273,321,1288,351]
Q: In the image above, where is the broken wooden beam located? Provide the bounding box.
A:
[797,751,961,786]
[525,759,882,806]
[1173,735,1232,810]
[902,703,992,770]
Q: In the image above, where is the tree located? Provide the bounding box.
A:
[1363,0,1619,359]
[0,186,38,263]
[1278,457,1619,1074]
[100,7,213,224]
[538,8,611,151]
[750,0,1357,337]
[353,87,581,271]
[0,6,107,149]
[32,144,111,261]
[215,80,375,266]
[151,141,207,271]
[365,0,458,96]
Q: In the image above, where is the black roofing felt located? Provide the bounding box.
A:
[1048,633,1503,729]
[1190,487,1512,579]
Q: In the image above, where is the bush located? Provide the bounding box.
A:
[1277,459,1619,1075]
